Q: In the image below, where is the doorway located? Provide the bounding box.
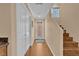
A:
[35,20,45,43]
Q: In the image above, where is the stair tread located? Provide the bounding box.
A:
[64,47,79,50]
[64,41,73,42]
[64,33,69,34]
[64,41,78,43]
[64,39,73,41]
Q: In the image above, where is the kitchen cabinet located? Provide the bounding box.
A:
[0,43,8,56]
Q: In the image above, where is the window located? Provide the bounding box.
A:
[51,7,60,18]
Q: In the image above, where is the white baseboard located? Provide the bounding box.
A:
[31,39,34,46]
[45,39,55,56]
[24,43,32,56]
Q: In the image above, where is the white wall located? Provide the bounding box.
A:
[10,3,17,56]
[45,12,63,56]
[0,3,34,56]
[60,4,79,42]
[16,4,32,56]
[0,4,11,37]
[0,3,11,55]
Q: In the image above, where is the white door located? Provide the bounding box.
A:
[16,4,31,56]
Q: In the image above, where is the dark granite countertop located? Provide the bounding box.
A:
[0,37,8,47]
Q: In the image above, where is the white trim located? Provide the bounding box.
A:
[23,4,32,17]
[0,36,8,37]
[45,39,55,56]
[31,39,34,46]
[24,43,31,56]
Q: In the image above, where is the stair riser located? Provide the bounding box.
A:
[64,30,66,33]
[64,43,78,47]
[64,45,78,47]
[63,54,79,56]
[63,35,69,37]
[64,37,73,41]
[64,39,73,41]
[63,50,79,56]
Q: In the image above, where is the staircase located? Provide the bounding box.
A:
[60,25,79,56]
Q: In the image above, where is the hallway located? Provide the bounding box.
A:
[25,40,53,56]
[14,3,63,56]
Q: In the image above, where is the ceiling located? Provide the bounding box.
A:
[27,3,52,20]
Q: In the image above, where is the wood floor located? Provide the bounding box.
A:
[25,40,53,56]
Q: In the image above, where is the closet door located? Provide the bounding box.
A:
[16,4,26,55]
[26,17,31,48]
[16,4,31,56]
